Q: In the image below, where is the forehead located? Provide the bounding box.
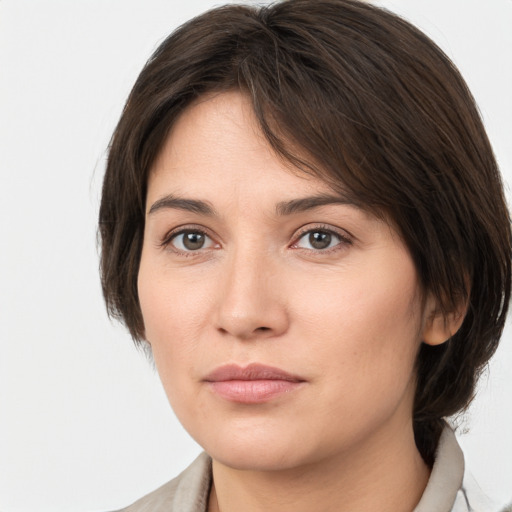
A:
[148,91,349,208]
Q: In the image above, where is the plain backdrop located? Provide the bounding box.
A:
[0,1,511,511]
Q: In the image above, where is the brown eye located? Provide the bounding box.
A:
[170,230,214,251]
[183,232,205,250]
[308,231,332,250]
[294,228,350,252]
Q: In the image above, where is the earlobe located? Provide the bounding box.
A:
[422,296,467,346]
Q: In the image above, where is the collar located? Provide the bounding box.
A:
[413,425,465,511]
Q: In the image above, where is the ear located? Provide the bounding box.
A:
[422,294,467,346]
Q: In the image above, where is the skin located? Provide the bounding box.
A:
[138,91,457,512]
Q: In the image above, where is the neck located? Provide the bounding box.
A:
[208,418,430,512]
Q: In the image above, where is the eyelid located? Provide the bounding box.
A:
[157,223,353,255]
[159,224,220,253]
[290,224,354,250]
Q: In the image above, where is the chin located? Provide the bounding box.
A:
[193,421,326,472]
[209,442,310,472]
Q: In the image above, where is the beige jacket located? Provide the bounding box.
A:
[117,426,499,512]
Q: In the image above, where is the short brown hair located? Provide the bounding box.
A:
[99,0,511,465]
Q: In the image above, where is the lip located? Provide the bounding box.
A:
[204,363,306,404]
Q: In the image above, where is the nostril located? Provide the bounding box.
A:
[256,326,271,332]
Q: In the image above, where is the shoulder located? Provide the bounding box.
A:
[115,452,212,512]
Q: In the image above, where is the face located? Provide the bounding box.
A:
[138,91,432,472]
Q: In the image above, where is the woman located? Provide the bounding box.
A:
[99,0,511,510]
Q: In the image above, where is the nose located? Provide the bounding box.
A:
[214,249,289,340]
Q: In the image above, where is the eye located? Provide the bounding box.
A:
[168,230,216,252]
[293,227,350,251]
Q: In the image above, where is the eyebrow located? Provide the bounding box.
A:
[148,195,216,216]
[275,194,358,216]
[147,193,358,217]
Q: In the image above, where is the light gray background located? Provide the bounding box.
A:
[0,1,511,511]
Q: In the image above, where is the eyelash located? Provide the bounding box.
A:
[159,224,353,256]
[160,225,217,256]
[291,224,353,254]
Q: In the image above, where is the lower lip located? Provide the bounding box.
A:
[207,379,303,404]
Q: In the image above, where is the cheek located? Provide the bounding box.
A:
[137,255,213,384]
[137,264,215,434]
[293,257,423,391]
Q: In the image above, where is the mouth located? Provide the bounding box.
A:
[203,363,306,404]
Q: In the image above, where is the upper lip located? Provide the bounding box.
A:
[204,363,304,382]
